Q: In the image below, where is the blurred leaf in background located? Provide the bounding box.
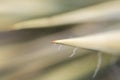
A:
[0,0,120,80]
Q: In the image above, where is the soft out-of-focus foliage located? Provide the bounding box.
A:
[13,0,120,30]
[0,0,107,31]
[0,0,120,80]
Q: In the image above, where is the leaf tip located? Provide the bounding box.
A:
[51,40,63,44]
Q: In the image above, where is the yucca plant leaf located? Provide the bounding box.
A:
[13,0,120,30]
[0,0,107,31]
[53,30,120,55]
[35,53,114,80]
[0,0,120,80]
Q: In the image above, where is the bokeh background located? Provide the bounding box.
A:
[0,0,120,80]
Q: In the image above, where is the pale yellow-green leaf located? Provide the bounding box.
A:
[53,30,120,55]
[0,0,106,31]
[13,0,120,30]
[35,53,114,80]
